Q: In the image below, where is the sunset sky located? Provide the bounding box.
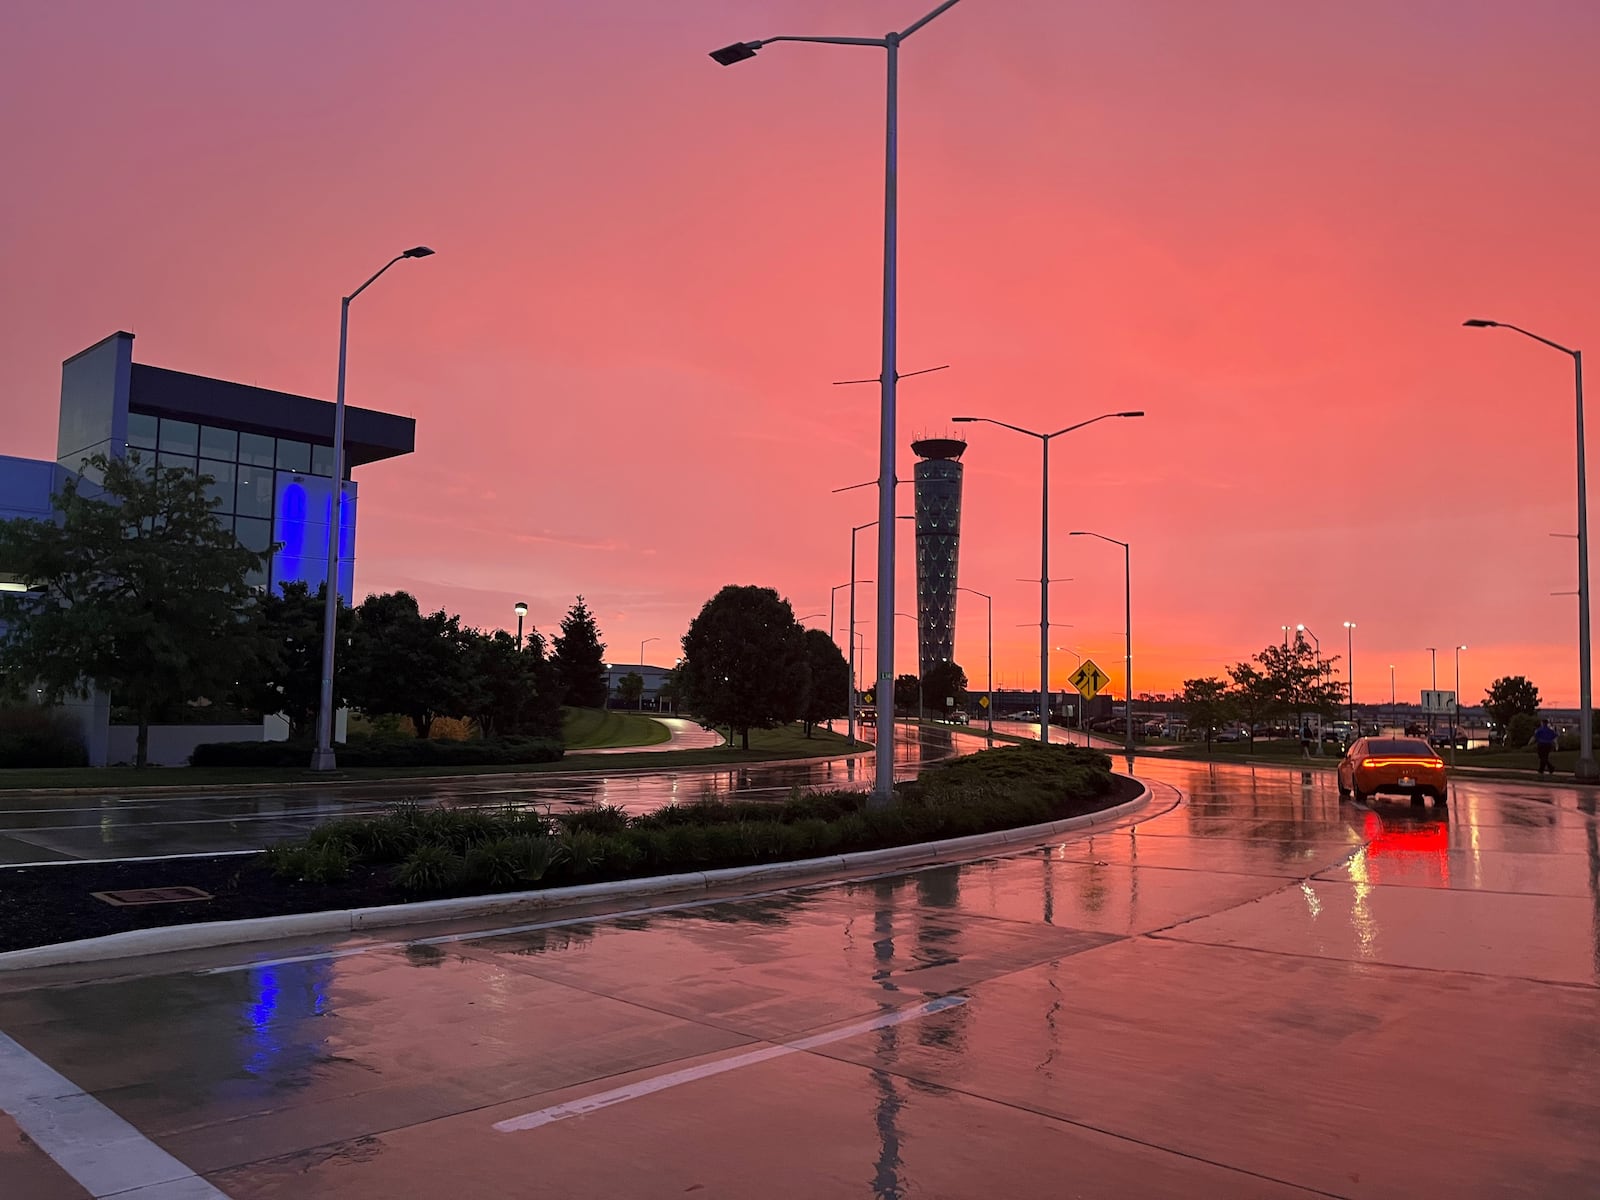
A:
[4,1,1600,705]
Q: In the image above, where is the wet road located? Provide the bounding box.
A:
[1,759,1596,1198]
[0,723,985,866]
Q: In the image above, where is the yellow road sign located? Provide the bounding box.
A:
[978,695,990,709]
[1069,659,1111,701]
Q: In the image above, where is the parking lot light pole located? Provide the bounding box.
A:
[954,411,1144,745]
[713,1,965,803]
[1070,531,1133,754]
[514,601,528,649]
[1344,621,1356,725]
[1454,644,1467,766]
[1389,663,1396,731]
[311,245,434,773]
[1464,318,1597,780]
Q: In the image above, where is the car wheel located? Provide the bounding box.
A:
[1337,776,1351,798]
[1352,786,1368,805]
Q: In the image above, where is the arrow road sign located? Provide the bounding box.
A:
[1069,659,1111,701]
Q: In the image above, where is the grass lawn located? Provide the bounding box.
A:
[561,707,671,750]
[0,722,861,793]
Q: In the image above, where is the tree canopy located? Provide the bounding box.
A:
[552,595,608,708]
[234,581,352,739]
[921,660,968,716]
[800,629,850,737]
[344,591,470,738]
[1180,676,1233,752]
[680,585,809,749]
[894,673,921,714]
[0,454,264,766]
[1483,675,1540,742]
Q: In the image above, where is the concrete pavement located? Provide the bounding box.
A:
[0,758,1596,1197]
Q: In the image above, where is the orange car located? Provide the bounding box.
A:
[1337,736,1448,806]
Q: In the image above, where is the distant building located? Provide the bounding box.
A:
[602,663,675,710]
[912,437,966,679]
[0,331,416,763]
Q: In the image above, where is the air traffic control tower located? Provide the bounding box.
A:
[912,436,967,679]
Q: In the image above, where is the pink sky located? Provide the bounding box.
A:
[3,1,1600,704]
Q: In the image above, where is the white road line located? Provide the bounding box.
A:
[0,1029,232,1199]
[493,995,967,1134]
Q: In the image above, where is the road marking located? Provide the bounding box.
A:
[0,1029,232,1199]
[493,995,967,1133]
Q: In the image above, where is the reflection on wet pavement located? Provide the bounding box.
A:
[0,722,979,866]
[0,759,1597,1197]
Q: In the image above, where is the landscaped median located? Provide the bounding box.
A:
[0,744,1148,966]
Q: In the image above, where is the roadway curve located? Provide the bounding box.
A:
[0,757,1594,1198]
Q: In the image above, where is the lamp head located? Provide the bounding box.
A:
[514,602,528,617]
[710,41,760,65]
[1344,620,1356,628]
[402,246,435,259]
[1462,318,1498,328]
[1296,624,1306,631]
[1116,410,1145,418]
[1458,643,1468,650]
[951,416,976,423]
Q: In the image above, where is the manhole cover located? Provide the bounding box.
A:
[92,886,213,907]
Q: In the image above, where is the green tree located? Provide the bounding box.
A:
[460,628,558,739]
[234,581,352,739]
[551,595,608,708]
[1483,675,1541,743]
[1224,662,1277,748]
[680,585,809,749]
[344,591,470,738]
[617,670,645,709]
[893,673,921,715]
[1505,711,1539,749]
[800,629,849,737]
[0,454,264,766]
[921,660,968,717]
[1180,676,1233,753]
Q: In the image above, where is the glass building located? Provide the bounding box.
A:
[912,437,967,680]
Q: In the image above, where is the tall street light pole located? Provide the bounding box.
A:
[639,637,660,712]
[311,245,434,772]
[1454,644,1468,767]
[1344,620,1356,725]
[1390,663,1396,731]
[957,586,992,742]
[713,0,966,804]
[1426,646,1437,734]
[514,601,528,649]
[1070,531,1133,754]
[1465,318,1597,779]
[953,412,1144,744]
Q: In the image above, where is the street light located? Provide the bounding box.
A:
[1389,663,1396,731]
[848,518,913,746]
[1070,531,1133,754]
[1425,646,1437,733]
[514,601,529,649]
[1454,644,1468,766]
[311,245,434,772]
[796,613,826,625]
[1343,620,1356,725]
[1465,318,1597,779]
[713,1,967,803]
[957,585,992,741]
[953,411,1144,743]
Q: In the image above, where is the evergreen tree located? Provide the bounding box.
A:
[552,595,608,708]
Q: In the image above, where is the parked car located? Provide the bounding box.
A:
[1216,729,1246,743]
[1011,710,1038,722]
[1338,736,1447,807]
[944,711,971,725]
[858,708,877,727]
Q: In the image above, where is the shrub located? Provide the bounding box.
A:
[264,841,353,884]
[0,706,88,769]
[1504,713,1539,748]
[560,804,631,836]
[394,845,464,894]
[464,836,564,890]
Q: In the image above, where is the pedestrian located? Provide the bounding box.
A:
[1301,722,1313,759]
[1533,718,1558,775]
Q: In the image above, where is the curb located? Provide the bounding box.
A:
[0,778,1153,972]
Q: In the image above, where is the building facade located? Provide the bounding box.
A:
[1,331,416,763]
[911,437,967,680]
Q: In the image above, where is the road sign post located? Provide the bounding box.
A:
[1069,659,1111,744]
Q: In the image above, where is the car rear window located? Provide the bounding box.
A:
[1367,738,1434,756]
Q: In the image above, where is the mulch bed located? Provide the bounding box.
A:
[0,773,1144,955]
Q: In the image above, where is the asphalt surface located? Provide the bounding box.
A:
[1,757,1596,1198]
[0,722,987,866]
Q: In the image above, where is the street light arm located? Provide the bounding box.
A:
[899,0,964,39]
[1465,319,1577,358]
[346,255,405,304]
[1046,411,1144,440]
[951,415,1042,439]
[1068,530,1128,549]
[757,35,889,48]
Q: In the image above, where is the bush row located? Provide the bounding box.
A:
[263,743,1118,897]
[190,734,564,769]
